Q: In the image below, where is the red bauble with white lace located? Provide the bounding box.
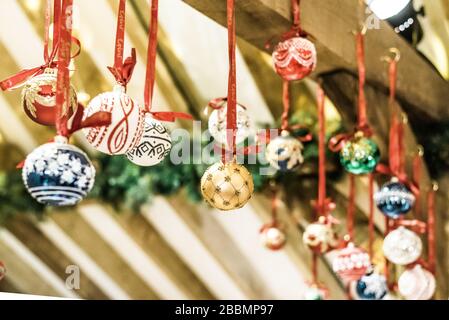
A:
[332,243,371,282]
[83,85,145,155]
[272,37,317,81]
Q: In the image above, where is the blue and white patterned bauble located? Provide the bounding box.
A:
[374,179,415,219]
[352,270,388,300]
[22,138,95,206]
[265,130,304,172]
[126,115,172,166]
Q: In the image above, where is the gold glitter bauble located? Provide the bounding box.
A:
[201,161,254,211]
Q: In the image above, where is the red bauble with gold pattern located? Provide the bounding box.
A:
[272,37,317,81]
[21,68,77,126]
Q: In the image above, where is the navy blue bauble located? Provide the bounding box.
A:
[374,180,415,219]
[353,271,388,300]
[22,140,95,206]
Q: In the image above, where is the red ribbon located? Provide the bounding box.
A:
[391,219,427,234]
[0,0,82,91]
[346,174,355,241]
[225,0,237,160]
[55,0,73,138]
[328,32,373,152]
[315,85,333,217]
[107,0,136,87]
[427,187,436,274]
[143,0,192,123]
[368,173,375,258]
[356,32,367,130]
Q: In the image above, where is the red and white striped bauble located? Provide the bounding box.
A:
[83,85,145,155]
[332,243,371,282]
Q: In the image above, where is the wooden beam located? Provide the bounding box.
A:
[46,212,155,299]
[4,216,108,299]
[0,229,75,297]
[112,207,215,300]
[182,0,449,125]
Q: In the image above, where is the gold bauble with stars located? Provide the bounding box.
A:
[200,161,254,211]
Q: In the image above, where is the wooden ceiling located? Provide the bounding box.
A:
[0,0,448,299]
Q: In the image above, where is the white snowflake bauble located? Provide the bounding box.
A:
[398,265,436,300]
[265,130,304,172]
[208,102,253,146]
[126,115,172,166]
[22,138,95,206]
[21,68,77,126]
[200,161,254,211]
[382,226,422,265]
[351,270,388,300]
[83,85,145,155]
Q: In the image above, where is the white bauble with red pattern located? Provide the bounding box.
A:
[83,85,145,155]
[260,224,286,251]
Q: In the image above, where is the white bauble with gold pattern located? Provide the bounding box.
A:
[200,161,254,211]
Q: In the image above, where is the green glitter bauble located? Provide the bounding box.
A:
[339,135,380,175]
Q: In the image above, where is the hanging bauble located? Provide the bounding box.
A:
[200,161,254,211]
[332,242,371,282]
[0,261,5,281]
[304,285,328,300]
[260,223,286,251]
[126,115,172,166]
[21,68,77,126]
[351,269,388,300]
[339,132,380,175]
[207,102,253,146]
[265,130,304,172]
[382,226,422,265]
[22,137,95,206]
[302,217,339,254]
[398,264,436,300]
[83,85,145,155]
[272,37,317,81]
[374,179,415,219]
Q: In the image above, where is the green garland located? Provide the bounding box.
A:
[0,135,341,221]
